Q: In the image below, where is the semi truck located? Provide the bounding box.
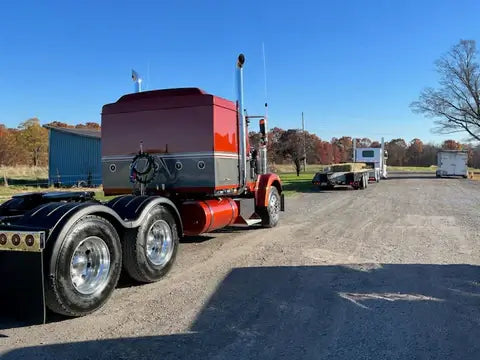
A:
[436,150,468,178]
[312,137,388,190]
[353,137,388,181]
[0,54,284,324]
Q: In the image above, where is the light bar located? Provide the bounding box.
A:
[0,231,45,252]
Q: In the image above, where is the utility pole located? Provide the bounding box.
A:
[302,112,306,172]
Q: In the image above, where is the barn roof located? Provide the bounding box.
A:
[43,125,101,139]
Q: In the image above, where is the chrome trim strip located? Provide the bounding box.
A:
[102,151,239,161]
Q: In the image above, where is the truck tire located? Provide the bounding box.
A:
[360,174,367,190]
[45,215,122,317]
[257,187,281,228]
[123,205,179,283]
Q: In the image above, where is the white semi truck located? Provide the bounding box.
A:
[353,138,388,181]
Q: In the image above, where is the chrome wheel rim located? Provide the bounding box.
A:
[268,190,280,223]
[146,220,174,266]
[70,236,111,295]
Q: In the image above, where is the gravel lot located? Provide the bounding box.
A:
[1,173,480,359]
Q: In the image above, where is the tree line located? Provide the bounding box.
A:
[249,128,480,174]
[0,118,477,172]
[0,119,100,167]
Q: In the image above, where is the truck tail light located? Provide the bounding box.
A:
[0,231,45,252]
[25,234,35,247]
[11,234,21,246]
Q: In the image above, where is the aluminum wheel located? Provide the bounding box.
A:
[70,236,111,295]
[268,189,280,223]
[146,219,174,267]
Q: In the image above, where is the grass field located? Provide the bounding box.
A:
[280,172,317,196]
[0,166,48,180]
[6,163,477,203]
[388,166,437,172]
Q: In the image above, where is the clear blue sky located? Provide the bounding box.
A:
[1,0,479,144]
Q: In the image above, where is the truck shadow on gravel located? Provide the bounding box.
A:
[3,264,480,359]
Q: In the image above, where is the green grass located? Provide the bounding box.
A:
[280,172,317,196]
[273,164,324,174]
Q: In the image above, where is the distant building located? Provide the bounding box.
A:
[44,126,101,187]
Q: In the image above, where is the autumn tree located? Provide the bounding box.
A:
[356,137,372,148]
[411,40,480,141]
[0,125,14,166]
[315,141,333,164]
[248,131,261,150]
[45,121,72,128]
[76,122,101,129]
[417,144,438,166]
[406,138,424,166]
[386,138,408,166]
[17,118,48,166]
[442,139,462,150]
[278,129,306,176]
[331,137,353,163]
[267,127,286,164]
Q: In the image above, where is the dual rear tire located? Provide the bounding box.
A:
[45,206,178,317]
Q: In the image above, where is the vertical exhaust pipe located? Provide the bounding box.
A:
[132,69,142,93]
[381,136,386,178]
[352,137,356,162]
[236,54,247,189]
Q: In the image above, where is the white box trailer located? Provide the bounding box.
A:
[436,150,468,178]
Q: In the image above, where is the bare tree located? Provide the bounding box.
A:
[411,40,480,141]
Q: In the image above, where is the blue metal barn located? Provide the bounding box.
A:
[45,126,102,187]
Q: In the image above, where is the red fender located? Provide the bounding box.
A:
[255,173,282,208]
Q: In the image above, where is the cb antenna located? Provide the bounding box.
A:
[262,42,269,130]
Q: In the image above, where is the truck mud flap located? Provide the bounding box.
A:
[0,251,46,326]
[280,193,285,211]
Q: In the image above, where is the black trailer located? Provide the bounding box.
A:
[312,169,370,190]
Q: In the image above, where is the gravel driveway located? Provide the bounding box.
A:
[1,173,480,359]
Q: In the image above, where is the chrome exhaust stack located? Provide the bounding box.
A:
[236,54,247,189]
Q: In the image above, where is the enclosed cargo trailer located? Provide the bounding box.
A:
[436,150,468,178]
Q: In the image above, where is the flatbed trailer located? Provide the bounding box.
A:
[312,169,370,190]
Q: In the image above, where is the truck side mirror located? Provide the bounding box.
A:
[259,119,266,138]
